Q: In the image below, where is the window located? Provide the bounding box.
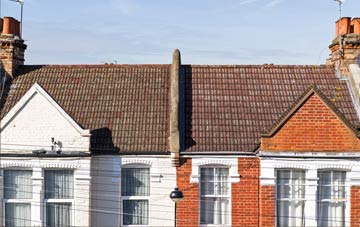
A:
[317,171,346,227]
[121,167,150,225]
[44,170,74,227]
[3,170,32,227]
[276,169,305,227]
[199,167,230,226]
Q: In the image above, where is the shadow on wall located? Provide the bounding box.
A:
[181,65,196,151]
[91,127,120,154]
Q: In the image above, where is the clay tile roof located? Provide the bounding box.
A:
[1,64,171,154]
[182,64,360,153]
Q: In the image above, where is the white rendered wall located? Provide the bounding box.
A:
[0,88,90,154]
[0,157,91,227]
[260,156,360,227]
[91,155,176,227]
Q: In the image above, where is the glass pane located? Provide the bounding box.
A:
[215,168,229,195]
[200,197,229,225]
[121,168,150,196]
[277,200,290,227]
[200,168,214,195]
[292,170,305,200]
[318,202,345,227]
[277,200,304,227]
[4,170,32,199]
[5,203,31,227]
[123,200,149,225]
[276,170,305,227]
[45,170,74,199]
[46,203,71,227]
[277,170,290,200]
[317,171,346,227]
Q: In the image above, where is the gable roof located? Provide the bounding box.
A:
[182,64,360,153]
[0,82,90,137]
[1,64,171,154]
[261,85,360,138]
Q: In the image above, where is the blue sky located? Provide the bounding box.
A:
[2,0,360,65]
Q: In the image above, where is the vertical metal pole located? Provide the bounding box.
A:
[174,203,177,227]
[20,3,23,37]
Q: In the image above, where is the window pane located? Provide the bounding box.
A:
[5,203,31,227]
[46,203,71,227]
[123,200,149,225]
[317,171,346,227]
[45,170,74,199]
[216,168,229,195]
[200,168,214,195]
[121,168,150,196]
[200,197,229,225]
[276,169,305,227]
[277,170,290,200]
[4,170,32,199]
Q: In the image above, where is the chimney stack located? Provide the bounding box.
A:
[0,17,27,77]
[327,17,360,76]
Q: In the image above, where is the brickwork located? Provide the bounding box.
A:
[176,158,199,227]
[176,158,260,227]
[259,186,275,227]
[0,35,26,77]
[351,186,360,227]
[232,158,259,227]
[261,94,360,152]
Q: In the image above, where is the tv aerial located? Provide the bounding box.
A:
[334,0,345,18]
[8,0,24,37]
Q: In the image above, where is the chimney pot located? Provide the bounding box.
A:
[2,17,20,36]
[336,17,351,36]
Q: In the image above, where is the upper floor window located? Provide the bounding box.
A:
[199,167,230,226]
[276,169,305,227]
[3,170,32,227]
[317,171,346,227]
[44,170,74,227]
[121,167,150,226]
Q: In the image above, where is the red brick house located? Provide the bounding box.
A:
[1,13,360,227]
[175,17,360,227]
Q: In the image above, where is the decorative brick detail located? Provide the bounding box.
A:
[260,185,275,227]
[351,186,360,227]
[261,94,360,152]
[176,158,260,227]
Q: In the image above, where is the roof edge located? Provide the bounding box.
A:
[261,85,360,138]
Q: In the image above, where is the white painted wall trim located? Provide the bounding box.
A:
[0,83,90,137]
[121,159,153,166]
[190,158,240,183]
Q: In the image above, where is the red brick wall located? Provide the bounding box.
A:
[176,157,260,227]
[259,186,275,227]
[351,186,360,227]
[176,158,199,227]
[261,94,360,152]
[232,158,259,227]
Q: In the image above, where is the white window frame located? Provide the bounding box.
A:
[2,169,32,227]
[199,165,231,227]
[120,164,151,227]
[317,170,347,227]
[275,168,306,227]
[43,169,75,227]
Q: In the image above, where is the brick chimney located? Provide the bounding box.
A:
[327,17,360,76]
[0,17,27,77]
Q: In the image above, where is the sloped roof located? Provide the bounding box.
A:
[1,65,171,154]
[183,65,360,153]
